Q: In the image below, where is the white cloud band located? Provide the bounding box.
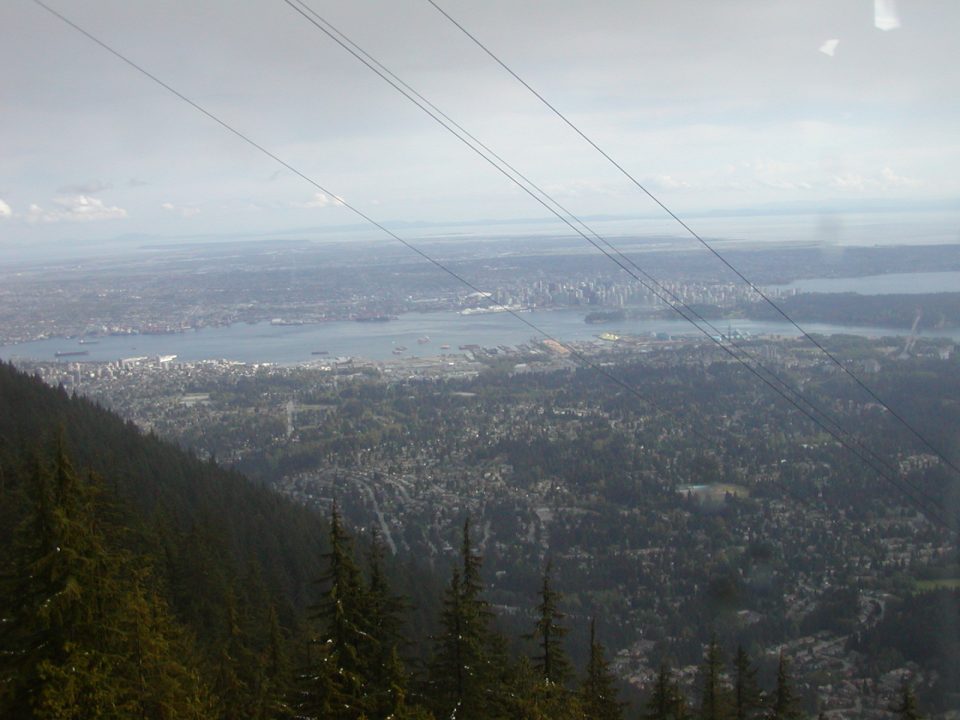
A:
[27,195,127,223]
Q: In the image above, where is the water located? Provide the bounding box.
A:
[770,270,960,295]
[3,309,956,366]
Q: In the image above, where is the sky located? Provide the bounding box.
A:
[1,0,958,255]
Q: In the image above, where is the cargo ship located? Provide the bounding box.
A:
[55,350,89,358]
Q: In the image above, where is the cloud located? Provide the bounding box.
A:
[27,195,128,223]
[2,0,953,234]
[55,195,127,220]
[541,180,621,198]
[0,199,11,218]
[829,167,919,192]
[648,175,692,191]
[880,166,919,189]
[735,159,817,192]
[818,39,839,57]
[57,179,111,194]
[160,201,201,218]
[829,174,868,191]
[294,192,344,209]
[758,178,812,191]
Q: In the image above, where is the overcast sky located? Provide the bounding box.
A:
[1,0,958,252]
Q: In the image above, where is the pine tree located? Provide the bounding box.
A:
[0,444,214,719]
[0,447,125,716]
[301,638,352,720]
[300,504,371,720]
[699,634,732,720]
[732,645,762,720]
[768,652,801,720]
[527,559,571,685]
[166,519,234,654]
[580,618,623,720]
[213,590,262,719]
[225,559,297,720]
[460,517,485,609]
[365,528,413,719]
[894,682,922,720]
[427,517,507,720]
[117,567,217,719]
[508,655,586,720]
[645,664,673,720]
[430,566,468,713]
[256,604,294,719]
[643,662,688,720]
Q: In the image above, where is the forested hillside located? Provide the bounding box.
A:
[0,361,332,715]
[0,362,625,718]
[0,362,939,718]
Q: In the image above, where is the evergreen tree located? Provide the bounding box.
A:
[2,451,123,717]
[580,618,623,720]
[300,504,371,720]
[427,518,507,720]
[365,528,412,719]
[508,655,585,720]
[429,566,469,714]
[732,645,763,720]
[214,593,243,713]
[213,590,263,719]
[166,519,234,655]
[698,634,731,720]
[768,652,801,720]
[527,559,571,685]
[300,638,352,720]
[256,603,294,719]
[643,662,688,720]
[232,571,296,720]
[0,444,214,719]
[117,567,218,719]
[894,682,922,720]
[459,517,485,609]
